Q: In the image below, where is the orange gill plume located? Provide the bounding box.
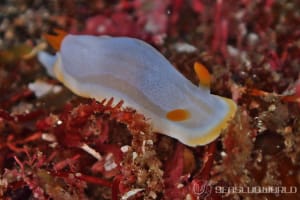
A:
[43,29,67,51]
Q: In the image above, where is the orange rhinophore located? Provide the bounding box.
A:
[43,29,67,51]
[194,62,211,88]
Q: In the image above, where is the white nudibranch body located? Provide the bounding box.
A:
[38,34,237,147]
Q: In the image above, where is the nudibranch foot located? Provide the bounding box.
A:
[38,33,237,147]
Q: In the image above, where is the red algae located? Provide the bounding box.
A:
[1,0,300,199]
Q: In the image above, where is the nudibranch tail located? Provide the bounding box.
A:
[37,51,57,77]
[194,62,211,88]
[43,29,67,51]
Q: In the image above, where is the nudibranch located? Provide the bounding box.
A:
[38,29,237,147]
